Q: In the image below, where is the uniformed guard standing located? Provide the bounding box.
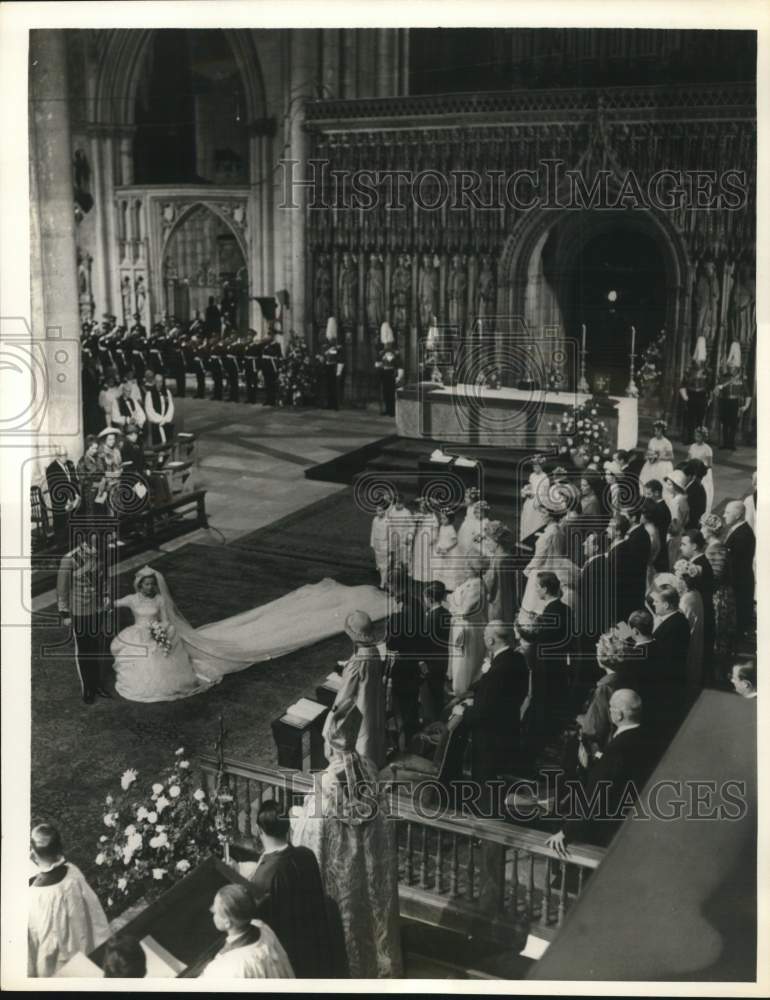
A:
[208,338,225,400]
[375,321,404,417]
[715,344,752,450]
[322,318,343,411]
[148,326,167,381]
[165,330,187,398]
[261,327,283,406]
[188,337,207,398]
[56,523,112,705]
[679,337,713,442]
[244,331,262,404]
[224,335,242,403]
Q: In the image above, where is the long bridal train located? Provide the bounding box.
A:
[111,569,390,703]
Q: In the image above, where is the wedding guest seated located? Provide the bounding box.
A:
[201,885,294,979]
[729,660,757,699]
[28,822,109,977]
[546,689,655,854]
[249,801,335,979]
[102,934,147,978]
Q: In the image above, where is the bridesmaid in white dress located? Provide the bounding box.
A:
[111,567,214,702]
[432,509,464,592]
[457,499,490,557]
[446,555,488,695]
[687,426,714,515]
[520,456,549,540]
[411,497,439,585]
[648,420,674,477]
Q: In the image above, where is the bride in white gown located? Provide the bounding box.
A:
[111,565,390,702]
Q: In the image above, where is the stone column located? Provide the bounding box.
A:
[288,29,315,340]
[29,29,82,464]
[322,28,341,97]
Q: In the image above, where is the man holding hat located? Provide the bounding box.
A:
[716,351,751,450]
[328,611,386,768]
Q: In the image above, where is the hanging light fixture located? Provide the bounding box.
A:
[234,89,241,124]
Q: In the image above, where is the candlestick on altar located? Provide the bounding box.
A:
[578,332,590,394]
[630,325,636,357]
[626,351,639,397]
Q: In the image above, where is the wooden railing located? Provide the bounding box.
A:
[199,755,605,946]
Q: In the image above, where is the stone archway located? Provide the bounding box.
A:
[498,205,691,405]
[161,203,249,329]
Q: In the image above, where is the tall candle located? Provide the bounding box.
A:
[581,323,586,352]
[630,325,636,356]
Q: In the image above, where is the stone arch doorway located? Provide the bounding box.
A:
[162,204,249,330]
[499,207,690,401]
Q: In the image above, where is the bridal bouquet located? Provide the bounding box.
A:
[149,621,172,656]
[94,747,220,914]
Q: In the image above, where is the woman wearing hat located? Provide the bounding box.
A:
[700,513,736,658]
[76,435,107,517]
[482,521,516,623]
[663,469,690,571]
[446,555,489,695]
[328,611,386,768]
[520,456,550,541]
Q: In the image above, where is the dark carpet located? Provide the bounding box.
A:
[31,488,377,888]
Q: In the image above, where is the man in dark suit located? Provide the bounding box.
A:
[520,571,573,739]
[620,506,652,615]
[723,499,756,640]
[613,449,641,509]
[45,448,81,550]
[650,583,691,734]
[642,479,672,572]
[452,621,530,794]
[204,295,221,336]
[420,581,451,723]
[682,460,707,529]
[248,801,336,978]
[680,528,715,673]
[546,688,655,852]
[576,532,608,681]
[606,512,635,624]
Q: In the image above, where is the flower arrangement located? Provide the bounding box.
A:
[278,338,318,406]
[148,621,172,656]
[673,558,703,583]
[637,330,667,396]
[94,748,221,913]
[549,398,614,470]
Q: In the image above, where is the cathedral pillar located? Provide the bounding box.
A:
[342,31,357,98]
[322,28,341,97]
[28,29,81,463]
[288,30,314,340]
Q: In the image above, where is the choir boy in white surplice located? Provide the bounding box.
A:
[370,502,390,589]
[28,823,109,977]
[145,373,175,445]
[111,380,146,430]
[201,886,294,979]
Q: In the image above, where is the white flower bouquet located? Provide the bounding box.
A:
[94,747,218,914]
[148,620,172,656]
